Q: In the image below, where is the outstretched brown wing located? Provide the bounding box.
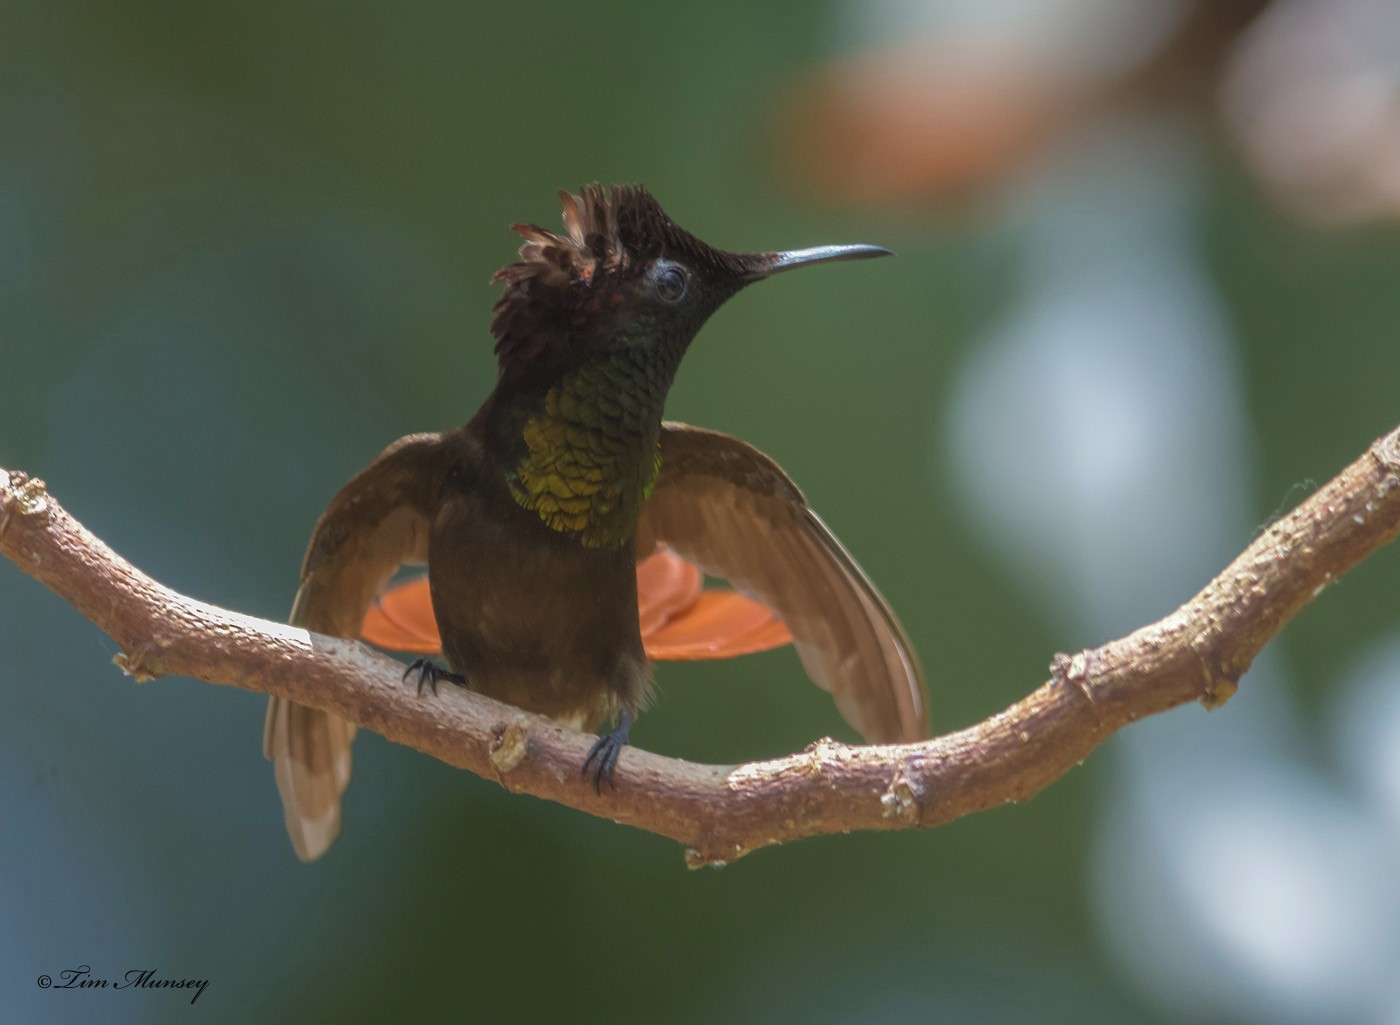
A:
[263,433,443,861]
[637,422,928,742]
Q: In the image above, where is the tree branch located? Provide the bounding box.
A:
[3,425,1399,866]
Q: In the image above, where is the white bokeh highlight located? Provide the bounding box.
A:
[935,112,1400,1022]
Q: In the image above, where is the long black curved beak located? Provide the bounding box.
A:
[742,244,893,282]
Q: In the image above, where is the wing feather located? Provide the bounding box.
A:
[263,432,442,861]
[638,422,927,742]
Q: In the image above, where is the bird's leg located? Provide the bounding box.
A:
[582,708,634,794]
[402,658,467,697]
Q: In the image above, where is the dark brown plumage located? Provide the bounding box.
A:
[265,185,926,860]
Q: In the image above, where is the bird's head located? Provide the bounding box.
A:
[489,184,888,381]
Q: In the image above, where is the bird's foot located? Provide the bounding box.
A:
[582,709,634,794]
[402,658,466,697]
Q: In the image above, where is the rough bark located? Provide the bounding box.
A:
[3,424,1398,865]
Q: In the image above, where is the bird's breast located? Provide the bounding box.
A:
[427,482,650,725]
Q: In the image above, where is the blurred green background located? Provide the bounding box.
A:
[5,2,1400,1023]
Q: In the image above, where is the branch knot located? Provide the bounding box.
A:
[113,646,161,683]
[1050,650,1103,723]
[1372,427,1400,477]
[0,470,49,537]
[489,716,530,776]
[881,765,922,823]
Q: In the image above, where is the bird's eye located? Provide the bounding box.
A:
[651,260,688,303]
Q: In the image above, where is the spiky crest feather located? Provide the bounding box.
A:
[489,184,749,364]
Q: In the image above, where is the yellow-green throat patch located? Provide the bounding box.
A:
[508,366,663,549]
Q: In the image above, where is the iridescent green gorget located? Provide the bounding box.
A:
[509,344,673,548]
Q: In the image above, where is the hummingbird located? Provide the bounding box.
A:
[264,185,928,861]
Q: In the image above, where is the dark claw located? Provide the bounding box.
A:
[402,658,466,697]
[582,709,633,794]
